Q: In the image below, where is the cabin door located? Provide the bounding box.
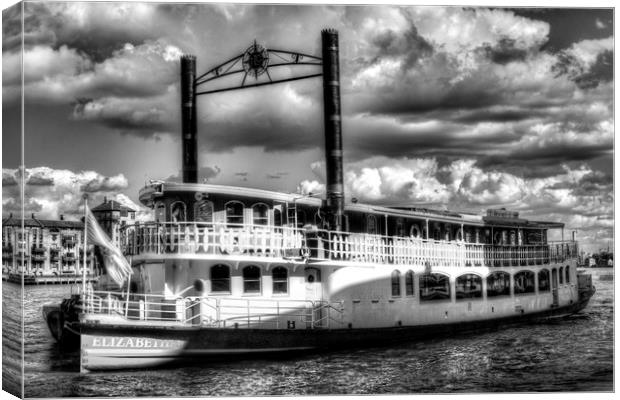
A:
[551,268,559,307]
[304,267,323,327]
[304,267,323,300]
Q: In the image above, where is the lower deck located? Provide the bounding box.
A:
[85,257,583,330]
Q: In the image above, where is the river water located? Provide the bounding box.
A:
[2,268,614,397]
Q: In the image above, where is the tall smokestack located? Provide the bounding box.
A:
[181,55,198,183]
[321,29,344,231]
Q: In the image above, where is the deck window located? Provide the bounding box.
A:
[391,270,401,297]
[443,225,451,241]
[419,273,450,301]
[252,203,269,226]
[155,202,166,222]
[514,271,536,294]
[210,264,230,293]
[456,274,483,299]
[538,269,550,292]
[274,208,282,226]
[487,272,510,297]
[272,266,288,294]
[296,210,307,228]
[194,200,214,223]
[396,218,405,237]
[433,224,441,241]
[243,265,261,293]
[367,215,377,234]
[405,270,414,296]
[565,266,570,283]
[225,201,245,227]
[559,267,564,284]
[170,201,186,222]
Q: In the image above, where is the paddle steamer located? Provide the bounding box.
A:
[43,29,595,371]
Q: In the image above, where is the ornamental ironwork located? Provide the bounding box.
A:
[193,39,323,96]
[242,41,269,79]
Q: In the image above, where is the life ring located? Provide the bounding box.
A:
[219,229,235,254]
[194,192,209,201]
[410,224,422,238]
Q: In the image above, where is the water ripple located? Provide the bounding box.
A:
[2,268,613,397]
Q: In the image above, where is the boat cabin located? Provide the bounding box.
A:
[134,181,562,250]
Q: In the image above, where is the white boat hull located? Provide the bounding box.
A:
[77,290,594,371]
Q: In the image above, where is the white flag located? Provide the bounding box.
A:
[85,206,132,287]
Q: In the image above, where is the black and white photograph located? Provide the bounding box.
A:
[1,0,614,397]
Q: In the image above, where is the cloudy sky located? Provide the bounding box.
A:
[2,1,614,253]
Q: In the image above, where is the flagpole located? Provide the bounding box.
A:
[82,194,88,296]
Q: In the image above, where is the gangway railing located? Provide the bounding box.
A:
[77,288,345,330]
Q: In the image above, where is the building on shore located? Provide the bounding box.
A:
[91,197,137,248]
[2,213,96,280]
[2,198,136,283]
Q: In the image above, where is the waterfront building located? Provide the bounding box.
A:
[90,197,137,248]
[2,213,96,279]
[1,198,136,282]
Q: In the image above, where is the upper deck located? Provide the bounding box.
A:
[138,181,564,230]
[123,182,577,268]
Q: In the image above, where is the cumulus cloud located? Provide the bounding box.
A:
[4,40,182,107]
[3,2,165,59]
[2,4,612,253]
[71,92,178,136]
[552,37,613,89]
[2,170,18,186]
[4,4,612,174]
[2,167,130,220]
[80,173,128,193]
[297,180,325,197]
[296,156,612,252]
[26,171,55,186]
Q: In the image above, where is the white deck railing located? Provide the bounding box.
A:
[120,222,578,268]
[122,222,305,258]
[78,288,345,330]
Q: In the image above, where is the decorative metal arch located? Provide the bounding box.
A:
[181,29,345,232]
[194,40,323,96]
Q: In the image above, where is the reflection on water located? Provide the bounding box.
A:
[1,268,613,397]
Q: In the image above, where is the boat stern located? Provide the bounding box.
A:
[577,272,596,306]
[42,302,63,341]
[42,299,81,349]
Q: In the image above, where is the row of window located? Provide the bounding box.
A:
[201,264,291,294]
[153,199,547,248]
[157,200,297,227]
[391,267,571,301]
